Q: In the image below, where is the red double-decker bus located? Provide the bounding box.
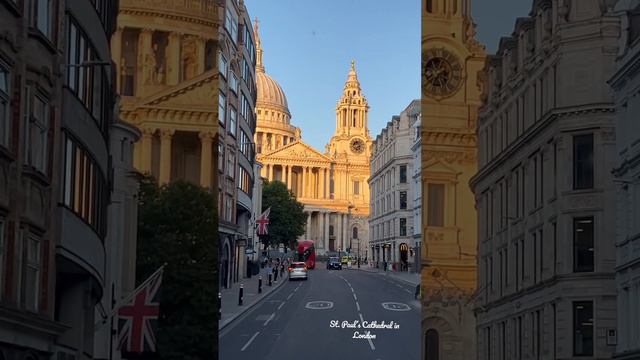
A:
[297,240,316,269]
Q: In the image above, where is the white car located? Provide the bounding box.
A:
[288,262,308,281]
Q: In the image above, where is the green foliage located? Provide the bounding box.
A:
[260,180,306,250]
[136,176,217,359]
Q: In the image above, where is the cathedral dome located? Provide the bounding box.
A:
[256,71,290,116]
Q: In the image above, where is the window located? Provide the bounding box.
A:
[425,329,439,360]
[218,92,226,125]
[574,217,594,272]
[25,234,41,312]
[227,152,235,179]
[400,191,407,209]
[399,165,407,183]
[224,8,238,43]
[218,143,224,171]
[239,130,252,160]
[0,64,10,148]
[229,106,237,137]
[573,134,594,190]
[400,218,407,236]
[218,52,227,77]
[26,91,49,174]
[427,184,444,227]
[573,301,594,356]
[229,72,238,94]
[62,135,108,236]
[353,181,360,195]
[32,0,52,38]
[238,166,252,195]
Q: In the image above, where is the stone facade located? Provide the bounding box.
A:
[421,0,484,359]
[610,1,640,358]
[217,0,257,289]
[254,23,371,257]
[470,1,620,359]
[369,100,420,271]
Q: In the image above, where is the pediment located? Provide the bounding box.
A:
[261,141,331,163]
[423,159,460,175]
[138,70,217,111]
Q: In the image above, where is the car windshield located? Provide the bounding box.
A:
[292,263,305,268]
[330,258,339,262]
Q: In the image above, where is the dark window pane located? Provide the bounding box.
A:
[427,184,444,227]
[573,134,594,189]
[573,217,594,272]
[573,301,594,356]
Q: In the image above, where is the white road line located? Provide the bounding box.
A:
[353,293,357,301]
[241,331,259,351]
[277,302,285,310]
[358,313,376,350]
[263,313,275,326]
[287,293,294,300]
[356,301,360,311]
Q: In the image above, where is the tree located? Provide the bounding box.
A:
[136,176,217,360]
[260,180,306,251]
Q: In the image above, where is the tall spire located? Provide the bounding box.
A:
[253,17,264,73]
[343,59,361,94]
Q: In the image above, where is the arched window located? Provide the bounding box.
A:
[425,329,440,360]
[353,227,358,239]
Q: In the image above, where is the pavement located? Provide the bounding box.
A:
[353,264,421,287]
[219,265,289,330]
[219,262,420,360]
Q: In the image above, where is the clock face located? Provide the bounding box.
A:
[423,48,463,98]
[350,138,365,154]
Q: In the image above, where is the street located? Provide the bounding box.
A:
[219,264,420,360]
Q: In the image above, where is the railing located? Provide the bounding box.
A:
[119,0,219,21]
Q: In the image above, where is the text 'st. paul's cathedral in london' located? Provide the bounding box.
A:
[253,22,371,256]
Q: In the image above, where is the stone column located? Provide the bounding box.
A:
[199,131,214,188]
[137,28,153,95]
[300,167,306,198]
[318,211,325,252]
[324,212,330,251]
[111,27,123,93]
[336,213,343,252]
[306,212,311,239]
[159,129,175,184]
[268,164,274,181]
[139,127,155,173]
[166,32,181,85]
[195,36,205,76]
[320,168,326,199]
[287,165,293,190]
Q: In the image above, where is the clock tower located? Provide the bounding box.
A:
[326,60,372,162]
[421,0,485,359]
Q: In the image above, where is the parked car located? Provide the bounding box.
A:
[327,257,342,270]
[288,262,308,280]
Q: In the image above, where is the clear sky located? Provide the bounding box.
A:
[472,0,532,53]
[244,0,420,151]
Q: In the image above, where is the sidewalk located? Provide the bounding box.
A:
[352,264,421,287]
[219,266,288,330]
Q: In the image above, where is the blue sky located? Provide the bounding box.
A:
[473,0,532,53]
[244,0,420,151]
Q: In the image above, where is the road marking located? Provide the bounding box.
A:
[353,293,357,301]
[287,293,294,300]
[356,301,360,311]
[358,313,376,351]
[381,302,412,311]
[305,301,334,310]
[263,313,275,326]
[277,302,285,310]
[241,331,259,351]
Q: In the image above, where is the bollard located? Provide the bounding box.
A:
[238,284,244,306]
[218,292,221,319]
[258,276,263,294]
[268,273,272,286]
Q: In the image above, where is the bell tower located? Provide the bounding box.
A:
[421,0,485,359]
[326,60,371,160]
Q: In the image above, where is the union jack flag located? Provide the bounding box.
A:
[117,265,164,354]
[256,207,271,235]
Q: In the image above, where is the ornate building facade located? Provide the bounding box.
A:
[471,1,620,359]
[369,100,421,271]
[421,0,485,358]
[610,2,640,358]
[254,24,370,256]
[114,0,220,189]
